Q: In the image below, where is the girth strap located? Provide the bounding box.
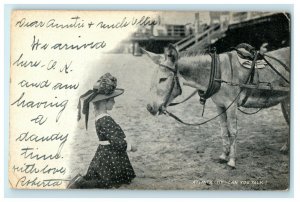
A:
[240,51,258,106]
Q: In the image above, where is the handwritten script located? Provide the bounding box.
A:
[9,10,158,189]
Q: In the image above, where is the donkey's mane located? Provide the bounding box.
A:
[179,48,210,58]
[177,48,212,68]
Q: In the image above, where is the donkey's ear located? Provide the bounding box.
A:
[165,44,179,63]
[141,48,164,65]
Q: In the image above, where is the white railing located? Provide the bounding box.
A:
[174,24,222,52]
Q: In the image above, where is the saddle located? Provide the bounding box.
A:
[233,44,290,106]
[234,43,267,69]
[237,57,267,69]
[234,43,256,60]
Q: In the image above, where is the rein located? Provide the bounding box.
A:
[262,54,290,84]
[163,89,244,126]
[169,90,198,106]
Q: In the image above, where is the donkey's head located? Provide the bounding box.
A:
[143,44,182,115]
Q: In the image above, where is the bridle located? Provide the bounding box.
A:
[156,49,227,126]
[158,63,182,111]
[158,49,221,113]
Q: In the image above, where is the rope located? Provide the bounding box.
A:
[238,107,263,115]
[163,89,244,126]
[169,90,198,106]
[263,54,289,70]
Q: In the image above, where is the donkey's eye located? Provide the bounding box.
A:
[159,78,168,83]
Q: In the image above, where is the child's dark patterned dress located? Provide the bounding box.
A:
[79,114,135,188]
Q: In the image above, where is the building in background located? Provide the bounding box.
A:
[115,11,290,55]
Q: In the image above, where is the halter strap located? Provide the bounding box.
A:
[159,64,177,73]
[160,63,182,108]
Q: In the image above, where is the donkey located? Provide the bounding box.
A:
[143,44,290,168]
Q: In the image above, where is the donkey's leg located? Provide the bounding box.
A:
[281,98,290,124]
[226,105,238,168]
[216,106,230,162]
[280,98,290,152]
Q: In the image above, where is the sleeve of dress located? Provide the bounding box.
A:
[99,116,127,152]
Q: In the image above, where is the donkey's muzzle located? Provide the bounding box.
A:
[147,104,156,115]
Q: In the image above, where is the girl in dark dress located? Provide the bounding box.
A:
[68,73,136,189]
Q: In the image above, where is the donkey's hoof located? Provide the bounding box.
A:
[219,153,228,163]
[227,159,236,168]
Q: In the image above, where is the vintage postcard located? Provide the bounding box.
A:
[9,10,290,190]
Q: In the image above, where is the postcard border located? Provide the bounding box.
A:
[4,3,294,198]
